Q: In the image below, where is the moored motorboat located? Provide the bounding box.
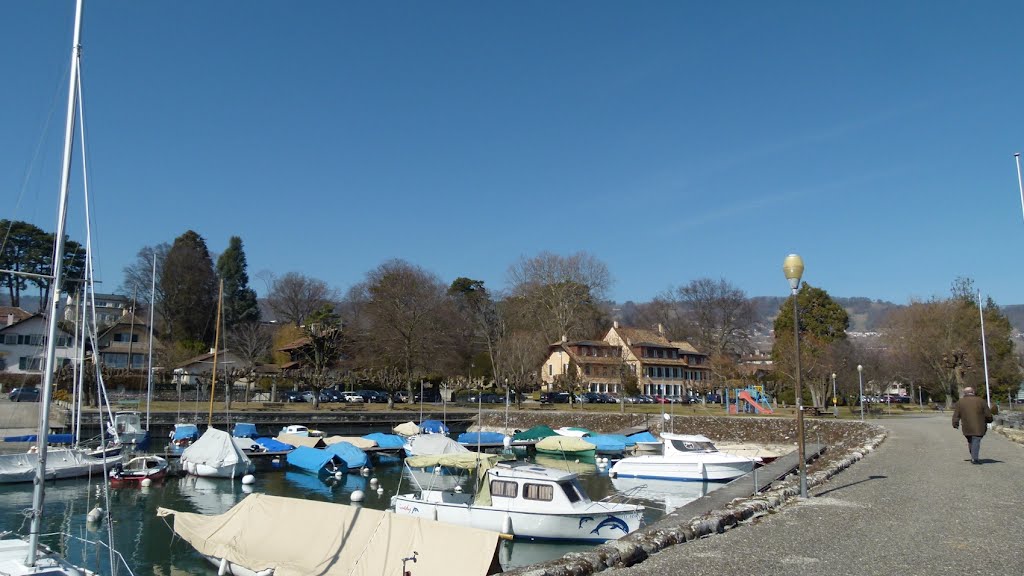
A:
[286,446,345,477]
[158,493,503,576]
[110,455,168,487]
[609,433,755,482]
[180,427,254,479]
[392,456,644,542]
[534,436,596,461]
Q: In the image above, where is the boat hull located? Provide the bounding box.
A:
[391,493,642,541]
[0,448,123,484]
[609,455,753,482]
[183,460,253,479]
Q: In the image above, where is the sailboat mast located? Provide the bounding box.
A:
[207,279,224,425]
[146,256,156,429]
[27,0,84,565]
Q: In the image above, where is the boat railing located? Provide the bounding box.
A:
[596,484,648,508]
[26,531,136,576]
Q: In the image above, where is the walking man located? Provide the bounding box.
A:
[952,387,993,464]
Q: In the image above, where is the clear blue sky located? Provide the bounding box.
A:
[4,1,1024,306]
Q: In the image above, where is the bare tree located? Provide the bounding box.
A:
[670,278,755,358]
[294,319,345,410]
[495,329,548,408]
[226,321,272,401]
[449,277,504,384]
[121,243,169,312]
[347,259,457,379]
[265,272,338,326]
[506,251,611,343]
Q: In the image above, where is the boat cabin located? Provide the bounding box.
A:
[662,433,718,455]
[279,425,323,437]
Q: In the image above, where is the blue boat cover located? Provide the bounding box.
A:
[363,433,406,449]
[232,423,258,438]
[419,420,449,434]
[457,431,507,445]
[172,424,199,441]
[628,431,658,443]
[324,442,369,469]
[3,434,75,444]
[585,434,628,454]
[256,437,294,452]
[287,446,342,475]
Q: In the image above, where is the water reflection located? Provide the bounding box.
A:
[609,477,714,513]
[0,452,724,574]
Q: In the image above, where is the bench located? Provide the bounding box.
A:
[809,406,836,417]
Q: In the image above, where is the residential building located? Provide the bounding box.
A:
[0,313,76,373]
[173,348,247,387]
[540,321,710,397]
[95,313,159,370]
[63,292,133,328]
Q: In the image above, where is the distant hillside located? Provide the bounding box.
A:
[750,296,902,333]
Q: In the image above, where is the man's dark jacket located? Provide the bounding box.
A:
[952,395,993,437]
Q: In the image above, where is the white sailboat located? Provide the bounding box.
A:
[0,1,121,572]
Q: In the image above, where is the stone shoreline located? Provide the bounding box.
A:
[473,411,886,576]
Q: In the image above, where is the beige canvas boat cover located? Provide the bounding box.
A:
[536,435,596,453]
[323,435,376,449]
[276,433,326,448]
[393,421,420,436]
[157,493,501,576]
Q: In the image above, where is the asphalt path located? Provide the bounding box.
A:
[609,413,1024,576]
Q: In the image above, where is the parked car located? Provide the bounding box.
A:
[8,387,40,402]
[393,391,409,403]
[467,392,502,404]
[319,389,342,403]
[413,390,441,403]
[580,392,603,404]
[282,390,306,403]
[539,392,571,404]
[342,391,365,403]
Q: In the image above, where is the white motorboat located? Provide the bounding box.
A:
[609,433,755,482]
[392,455,644,542]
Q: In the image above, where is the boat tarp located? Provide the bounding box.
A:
[276,433,326,448]
[181,427,252,469]
[255,437,293,452]
[157,493,502,576]
[232,423,258,439]
[324,442,369,469]
[3,434,75,444]
[535,436,596,454]
[405,453,501,507]
[363,433,405,449]
[419,419,449,434]
[323,435,376,449]
[172,424,199,442]
[585,434,628,453]
[232,437,261,453]
[554,426,592,437]
[393,421,420,436]
[405,434,470,456]
[512,425,557,441]
[457,431,507,445]
[287,446,341,474]
[628,431,659,443]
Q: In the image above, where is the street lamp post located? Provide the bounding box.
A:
[857,364,864,421]
[831,372,838,417]
[783,253,808,499]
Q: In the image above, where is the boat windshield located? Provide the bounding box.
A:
[558,479,586,503]
[669,439,717,452]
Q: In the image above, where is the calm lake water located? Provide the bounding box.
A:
[0,452,721,575]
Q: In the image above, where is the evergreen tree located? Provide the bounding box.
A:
[159,230,217,345]
[216,236,260,328]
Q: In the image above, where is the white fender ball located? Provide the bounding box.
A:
[351,490,365,502]
[242,474,256,485]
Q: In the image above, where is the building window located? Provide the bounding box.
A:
[549,364,553,376]
[113,333,139,343]
[490,480,518,498]
[18,357,42,370]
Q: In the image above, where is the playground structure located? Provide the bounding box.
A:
[725,386,774,415]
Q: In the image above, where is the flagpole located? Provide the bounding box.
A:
[978,290,991,406]
[1015,153,1024,223]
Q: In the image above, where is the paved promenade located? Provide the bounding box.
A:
[610,413,1024,576]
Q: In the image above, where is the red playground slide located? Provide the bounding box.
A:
[738,390,773,414]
